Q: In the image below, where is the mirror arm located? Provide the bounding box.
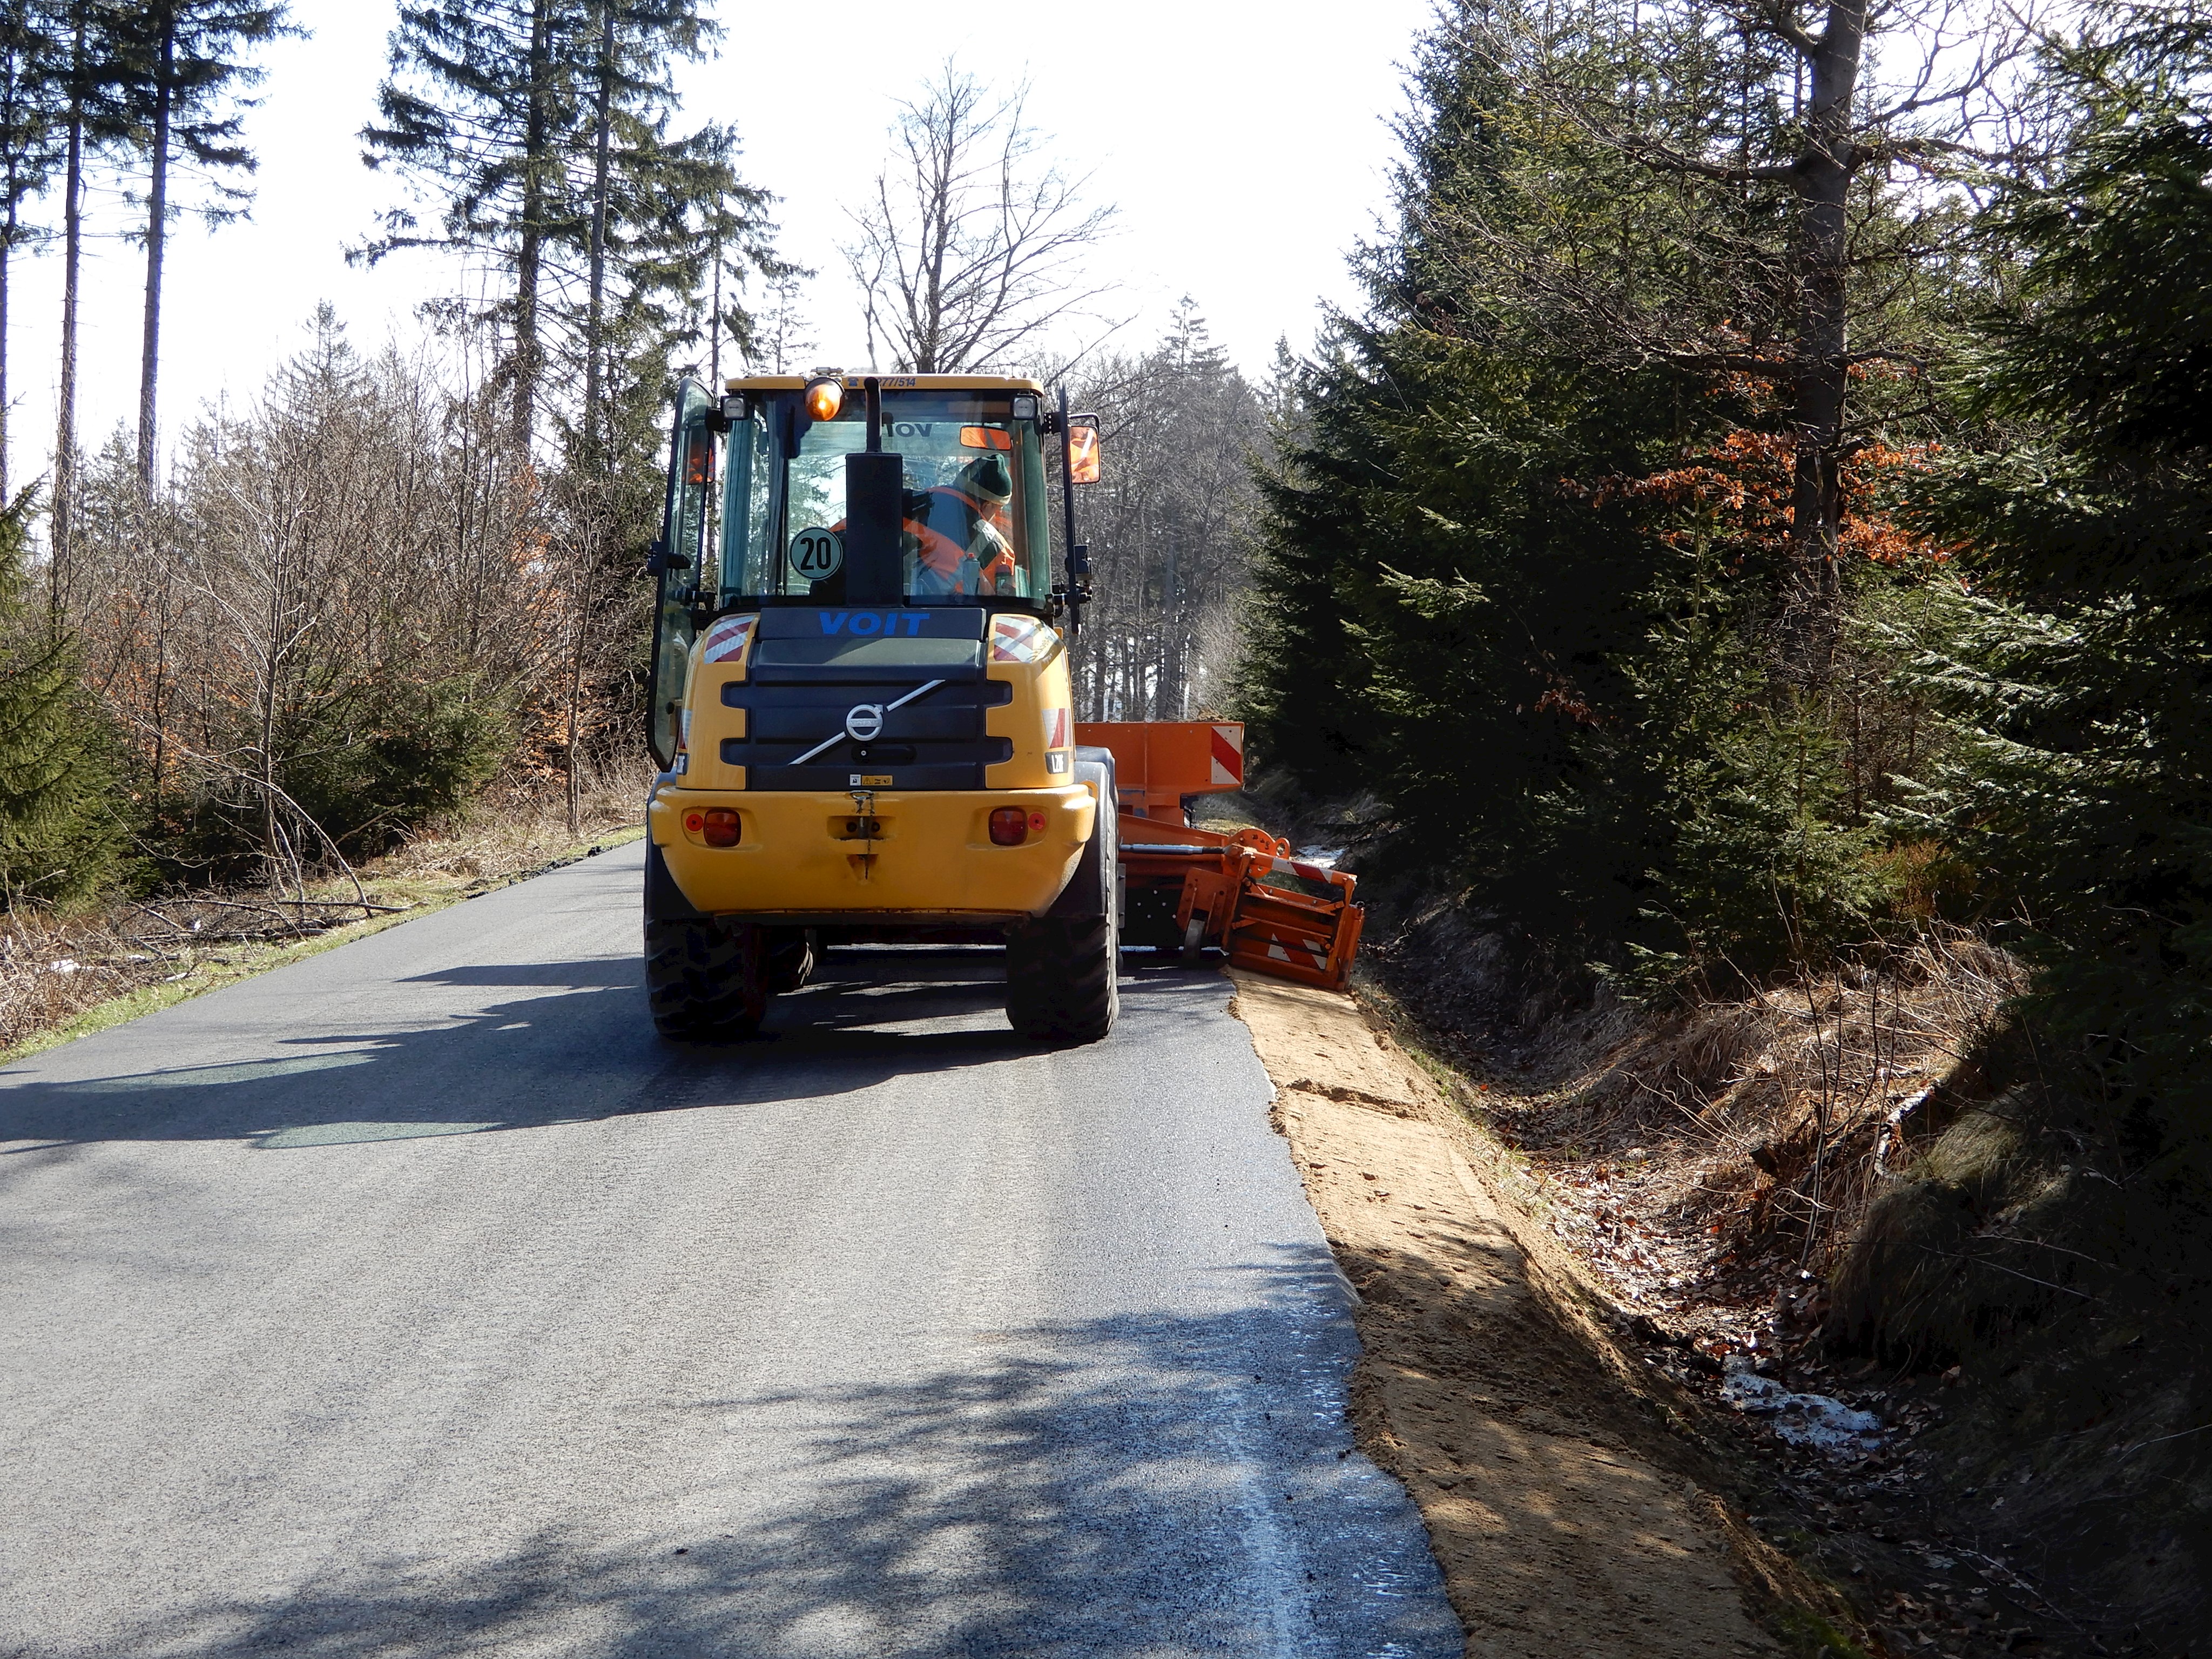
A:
[1058,385,1083,629]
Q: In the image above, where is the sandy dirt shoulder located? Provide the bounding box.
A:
[1228,968,1870,1658]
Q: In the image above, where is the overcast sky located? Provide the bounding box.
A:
[6,0,1435,480]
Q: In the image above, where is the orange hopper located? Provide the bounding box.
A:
[1076,721,1365,991]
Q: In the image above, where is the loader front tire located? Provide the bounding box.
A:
[645,916,768,1040]
[1005,911,1120,1043]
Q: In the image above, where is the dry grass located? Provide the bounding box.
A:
[1,772,646,1059]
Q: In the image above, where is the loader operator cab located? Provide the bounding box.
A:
[642,371,1121,1047]
[706,388,1055,606]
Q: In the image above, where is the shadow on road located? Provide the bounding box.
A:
[64,1249,1455,1659]
[0,952,1217,1154]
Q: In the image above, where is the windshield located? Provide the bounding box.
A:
[720,391,1053,606]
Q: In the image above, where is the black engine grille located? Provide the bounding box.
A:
[720,678,1014,791]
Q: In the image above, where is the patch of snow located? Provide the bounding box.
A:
[1721,1368,1884,1454]
[1299,846,1346,868]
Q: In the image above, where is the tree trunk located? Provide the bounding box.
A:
[51,7,85,616]
[1161,535,1181,720]
[512,0,552,451]
[2,185,15,503]
[583,0,611,460]
[566,601,586,838]
[707,226,721,387]
[1778,0,1865,684]
[137,18,174,498]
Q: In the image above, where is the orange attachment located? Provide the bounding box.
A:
[1080,720,1363,992]
[1077,720,1245,825]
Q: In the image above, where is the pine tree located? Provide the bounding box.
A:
[1245,5,1728,932]
[1244,0,1981,972]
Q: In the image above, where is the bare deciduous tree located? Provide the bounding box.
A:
[66,308,618,884]
[844,63,1118,373]
[1058,303,1264,723]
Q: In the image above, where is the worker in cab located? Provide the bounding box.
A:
[907,454,1020,597]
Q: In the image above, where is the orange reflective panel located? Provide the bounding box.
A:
[959,426,1014,450]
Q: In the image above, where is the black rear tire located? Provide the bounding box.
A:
[1006,910,1120,1042]
[645,916,768,1040]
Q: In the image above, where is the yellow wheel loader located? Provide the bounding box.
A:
[640,369,1366,1043]
[642,370,1121,1042]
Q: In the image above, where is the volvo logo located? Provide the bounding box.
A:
[786,678,947,767]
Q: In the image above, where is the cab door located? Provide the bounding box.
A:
[646,378,716,771]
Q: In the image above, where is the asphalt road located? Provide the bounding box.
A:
[0,842,1459,1658]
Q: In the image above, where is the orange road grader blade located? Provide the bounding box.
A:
[1076,721,1365,991]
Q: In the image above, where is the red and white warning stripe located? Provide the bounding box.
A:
[1260,930,1334,974]
[1210,723,1244,787]
[1263,855,1357,893]
[702,615,758,664]
[1045,707,1070,750]
[990,615,1056,664]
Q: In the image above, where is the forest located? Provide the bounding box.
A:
[1251,0,2212,1183]
[1240,0,2212,1632]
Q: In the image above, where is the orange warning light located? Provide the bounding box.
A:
[803,376,844,422]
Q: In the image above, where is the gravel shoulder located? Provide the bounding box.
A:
[1229,968,1836,1658]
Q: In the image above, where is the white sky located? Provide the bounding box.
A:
[5,0,1435,483]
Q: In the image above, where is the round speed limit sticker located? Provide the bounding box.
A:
[788,527,844,582]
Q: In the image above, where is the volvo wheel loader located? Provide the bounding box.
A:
[640,368,1365,1044]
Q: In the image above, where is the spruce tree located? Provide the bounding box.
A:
[0,1,63,499]
[48,0,134,610]
[1906,6,2212,1156]
[0,489,118,906]
[360,0,577,449]
[113,0,292,494]
[359,0,768,459]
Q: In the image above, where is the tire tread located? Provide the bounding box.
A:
[645,916,766,1039]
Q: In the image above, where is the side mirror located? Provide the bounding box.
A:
[1068,418,1101,485]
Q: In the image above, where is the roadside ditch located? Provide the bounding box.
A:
[1230,967,1865,1657]
[1223,882,2204,1659]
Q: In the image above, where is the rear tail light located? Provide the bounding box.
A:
[702,808,740,847]
[989,807,1028,846]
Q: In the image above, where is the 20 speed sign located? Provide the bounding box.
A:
[788,527,844,582]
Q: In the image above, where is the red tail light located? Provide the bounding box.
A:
[989,807,1028,846]
[702,808,740,847]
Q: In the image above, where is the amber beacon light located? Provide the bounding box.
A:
[802,373,845,422]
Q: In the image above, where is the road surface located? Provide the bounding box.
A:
[0,843,1458,1658]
